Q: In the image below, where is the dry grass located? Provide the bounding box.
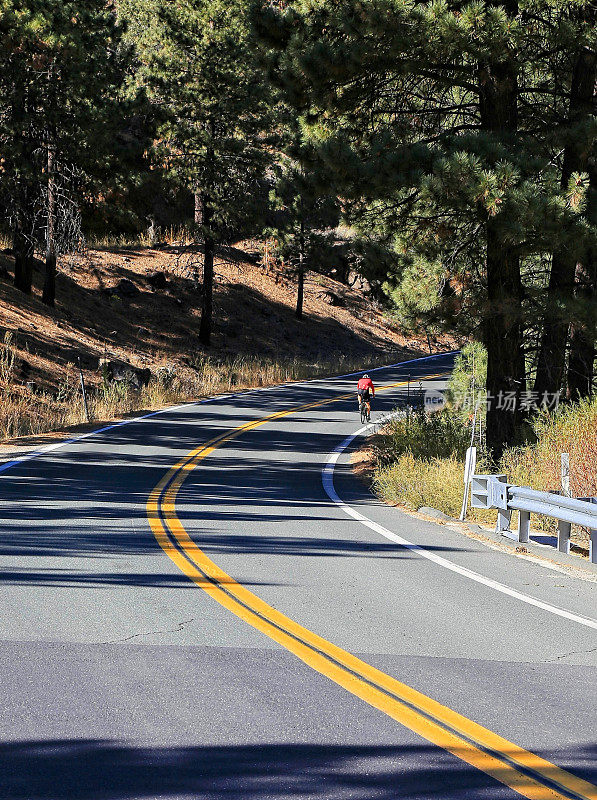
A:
[374,452,496,524]
[0,339,388,441]
[87,225,195,250]
[500,400,597,544]
[371,407,494,522]
[372,407,476,465]
[502,400,597,499]
[370,399,597,551]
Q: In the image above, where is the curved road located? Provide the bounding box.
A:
[0,353,595,800]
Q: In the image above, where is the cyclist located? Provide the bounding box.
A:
[357,373,375,414]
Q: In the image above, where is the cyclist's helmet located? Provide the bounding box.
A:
[363,374,370,379]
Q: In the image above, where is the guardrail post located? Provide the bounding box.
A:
[557,520,571,554]
[497,508,511,532]
[486,483,597,562]
[518,510,530,543]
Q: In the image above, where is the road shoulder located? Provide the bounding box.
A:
[350,444,597,583]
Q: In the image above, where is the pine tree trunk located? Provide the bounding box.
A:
[567,161,596,400]
[199,193,214,346]
[478,0,522,458]
[568,323,595,400]
[296,220,305,319]
[534,42,597,399]
[534,258,577,399]
[13,204,34,295]
[194,190,203,228]
[483,223,524,457]
[42,148,57,308]
[12,76,34,295]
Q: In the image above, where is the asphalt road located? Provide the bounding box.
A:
[0,352,595,800]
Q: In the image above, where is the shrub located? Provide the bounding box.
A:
[445,341,487,416]
[372,406,482,465]
[370,396,596,548]
[501,398,597,499]
[374,452,495,523]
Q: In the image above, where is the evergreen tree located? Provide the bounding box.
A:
[120,0,274,345]
[0,1,134,304]
[256,0,596,455]
[532,2,596,400]
[268,134,339,318]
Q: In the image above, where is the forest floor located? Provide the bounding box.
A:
[0,240,454,446]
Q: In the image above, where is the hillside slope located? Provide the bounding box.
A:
[1,242,449,393]
[0,242,455,446]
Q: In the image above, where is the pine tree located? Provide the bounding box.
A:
[120,0,274,345]
[0,1,134,304]
[256,0,596,455]
[567,160,596,400]
[533,2,596,400]
[268,131,339,318]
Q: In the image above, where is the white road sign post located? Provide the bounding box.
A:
[561,453,570,497]
[460,445,477,521]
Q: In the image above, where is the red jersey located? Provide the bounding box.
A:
[357,377,375,394]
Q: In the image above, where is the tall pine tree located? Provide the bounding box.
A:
[120,0,274,345]
[532,2,596,400]
[0,1,133,304]
[256,0,596,455]
[268,128,339,318]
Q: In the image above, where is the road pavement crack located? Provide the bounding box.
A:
[545,645,597,663]
[102,618,194,644]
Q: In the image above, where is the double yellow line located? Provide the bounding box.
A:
[146,376,597,800]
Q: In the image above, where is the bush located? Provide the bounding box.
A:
[445,341,487,416]
[501,398,597,499]
[370,395,596,548]
[370,403,492,522]
[373,406,482,465]
[374,452,495,523]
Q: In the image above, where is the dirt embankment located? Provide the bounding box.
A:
[0,241,451,397]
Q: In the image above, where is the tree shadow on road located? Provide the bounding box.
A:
[0,568,287,589]
[1,739,594,800]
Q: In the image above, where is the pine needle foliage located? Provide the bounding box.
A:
[254,0,597,455]
[119,0,276,343]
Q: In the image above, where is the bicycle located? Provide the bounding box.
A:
[359,397,371,424]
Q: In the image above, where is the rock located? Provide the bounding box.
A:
[146,271,168,290]
[99,358,151,390]
[156,365,176,388]
[320,290,346,307]
[19,359,31,382]
[418,506,453,522]
[115,278,140,298]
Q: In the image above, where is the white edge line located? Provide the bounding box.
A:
[322,421,597,632]
[0,351,457,476]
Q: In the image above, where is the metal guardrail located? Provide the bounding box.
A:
[471,475,597,564]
